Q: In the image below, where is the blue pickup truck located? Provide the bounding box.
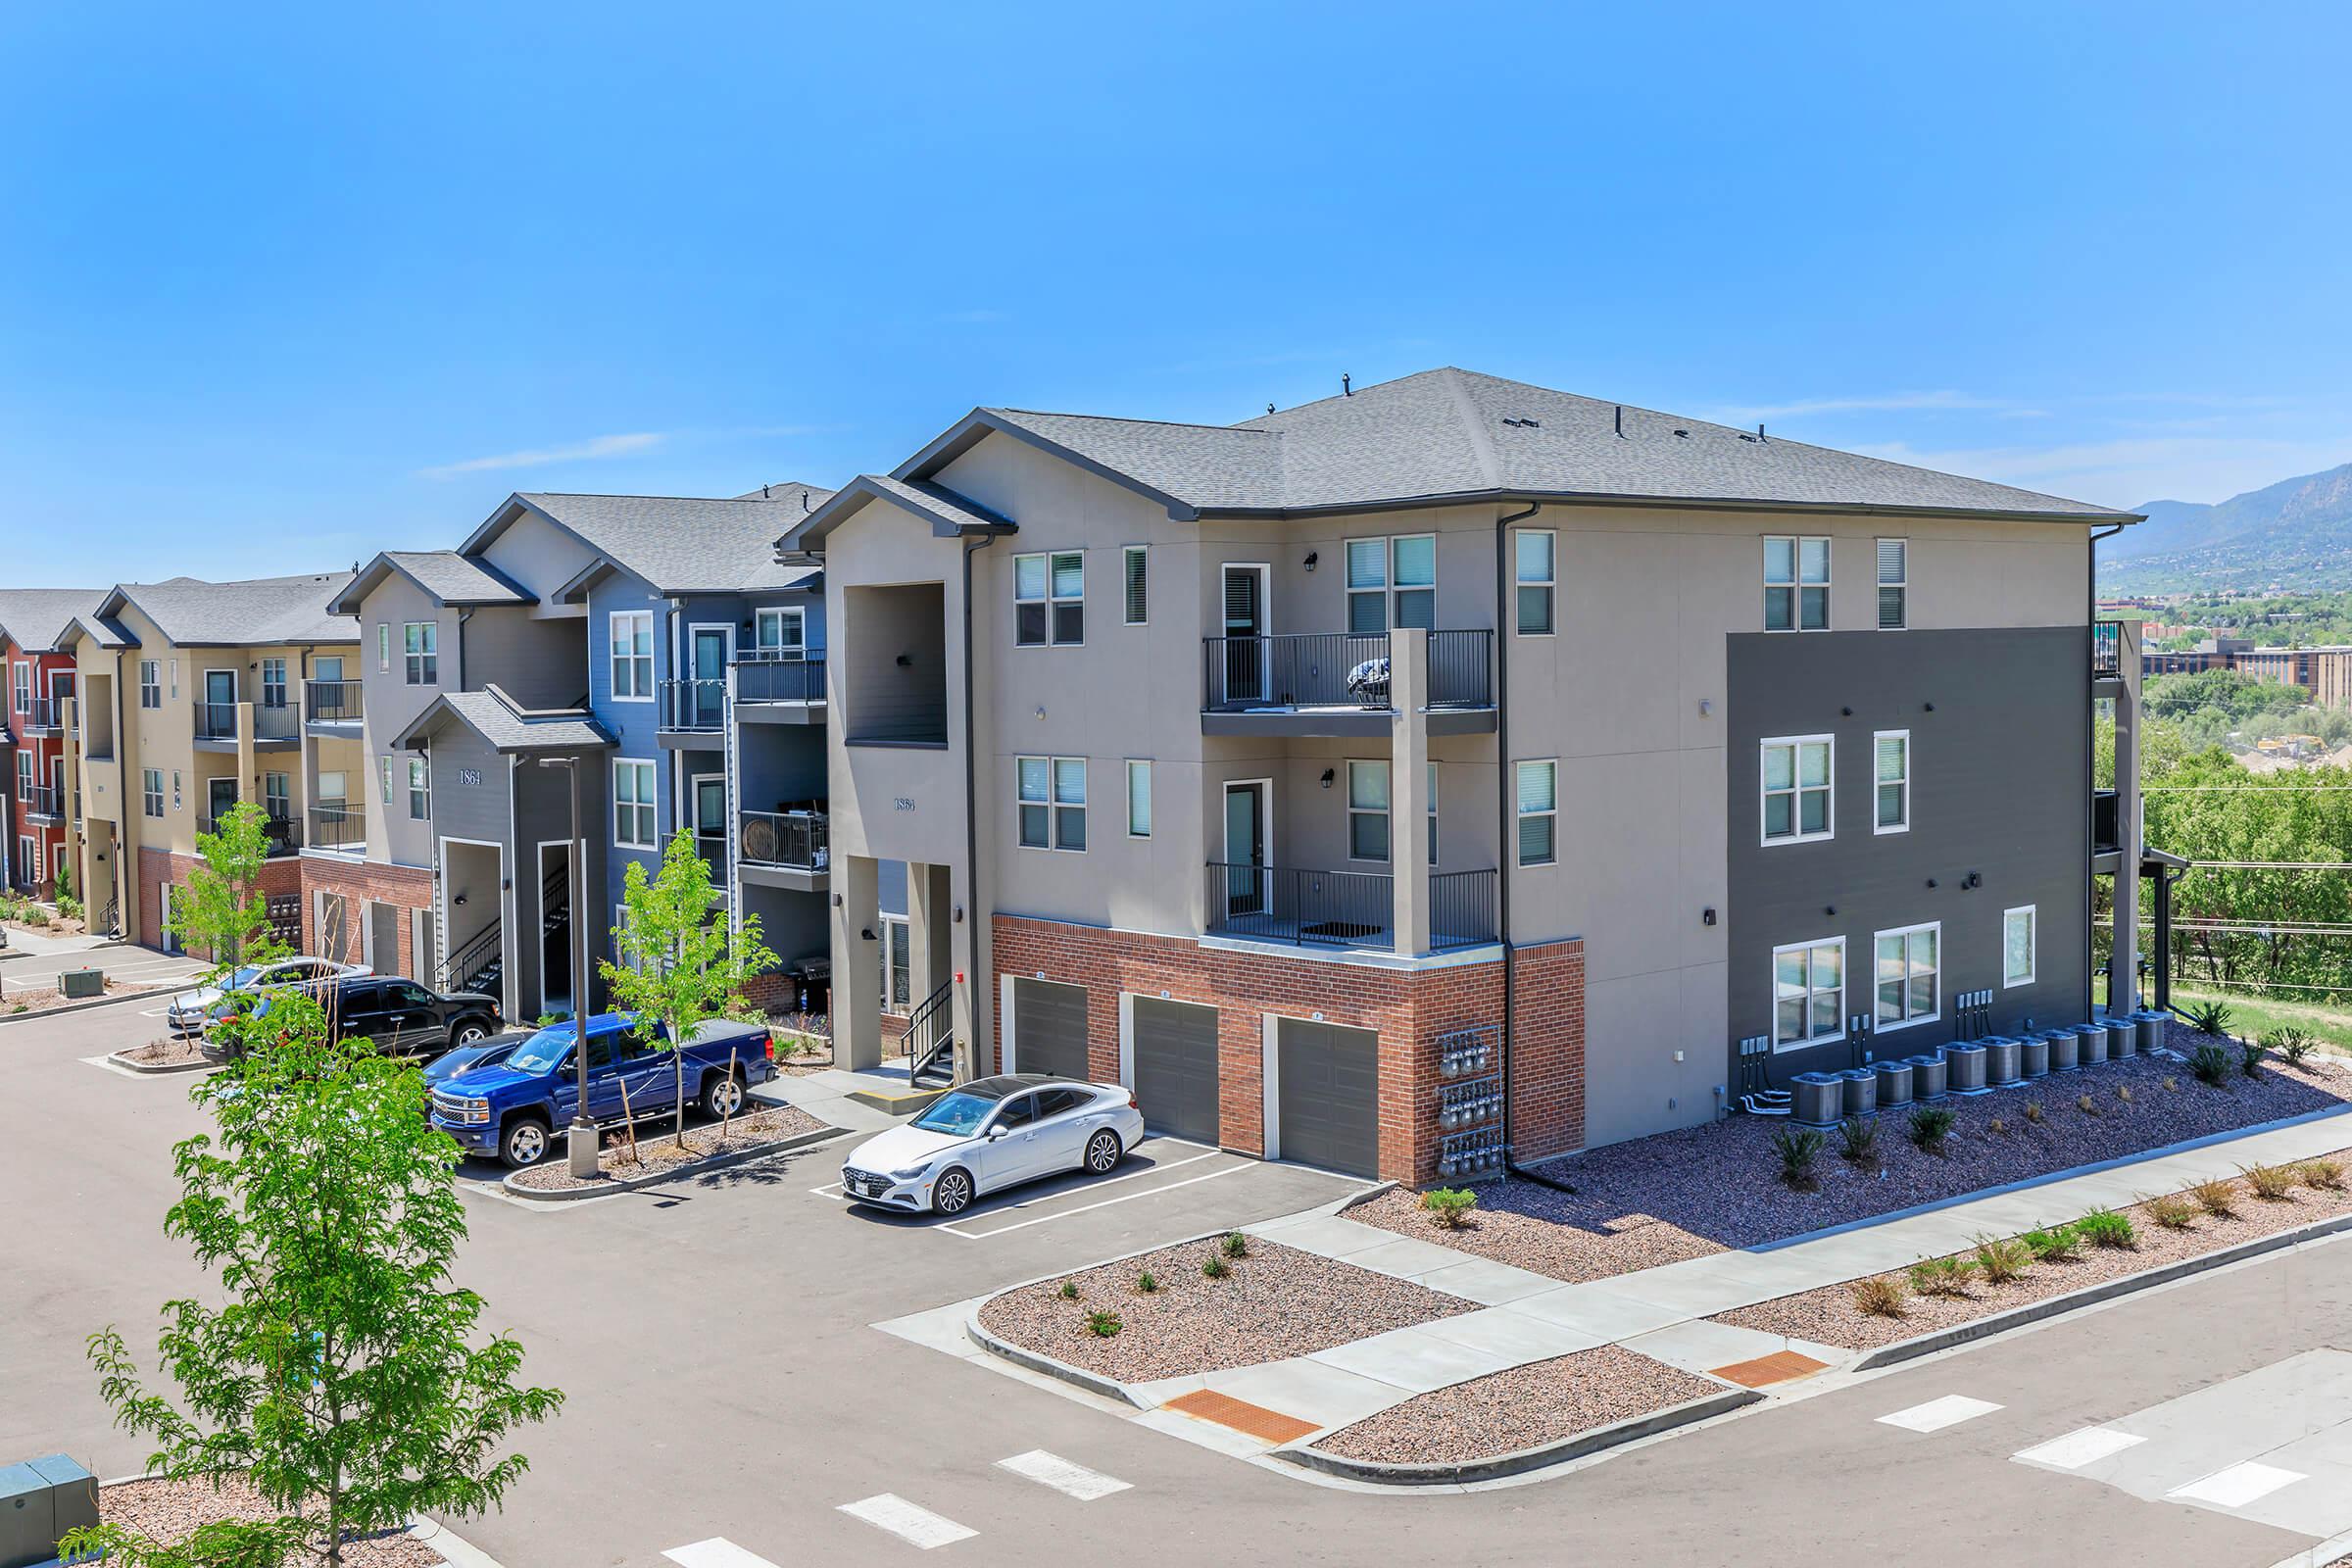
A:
[427,1012,778,1168]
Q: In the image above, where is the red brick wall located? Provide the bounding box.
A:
[1508,938,1587,1162]
[299,858,433,975]
[990,915,1569,1184]
[136,846,303,953]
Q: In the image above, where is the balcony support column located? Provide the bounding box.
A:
[2109,619,2142,1011]
[833,853,884,1070]
[1391,627,1432,956]
[235,702,257,817]
[909,862,953,1005]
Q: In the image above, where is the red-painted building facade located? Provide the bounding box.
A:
[0,590,104,899]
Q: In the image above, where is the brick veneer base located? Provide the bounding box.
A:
[1507,938,1587,1163]
[297,858,435,975]
[990,915,1587,1185]
[136,847,305,953]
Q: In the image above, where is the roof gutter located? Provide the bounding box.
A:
[1192,490,2143,527]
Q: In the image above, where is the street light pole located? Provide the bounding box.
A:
[538,754,597,1178]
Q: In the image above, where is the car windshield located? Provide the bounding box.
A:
[505,1026,580,1075]
[912,1090,1001,1136]
[224,965,267,990]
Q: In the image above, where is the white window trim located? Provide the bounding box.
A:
[1012,551,1085,648]
[1873,920,1941,1034]
[1124,759,1152,838]
[753,606,806,656]
[402,621,439,686]
[1515,758,1558,868]
[1772,935,1846,1053]
[609,611,656,703]
[1872,728,1910,836]
[1121,545,1149,626]
[1760,734,1836,846]
[406,756,431,821]
[11,663,26,712]
[1763,534,1832,633]
[1514,528,1556,637]
[1346,759,1391,865]
[377,623,391,673]
[878,913,911,1011]
[612,758,659,850]
[1344,533,1440,632]
[2003,905,2037,989]
[1876,537,1908,631]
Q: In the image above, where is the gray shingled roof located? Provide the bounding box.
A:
[395,687,611,754]
[0,588,109,653]
[501,482,834,593]
[397,551,530,605]
[103,573,359,647]
[969,368,2130,520]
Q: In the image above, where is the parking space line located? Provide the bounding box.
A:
[2013,1426,2146,1470]
[662,1539,784,1568]
[1878,1396,2004,1434]
[996,1449,1130,1500]
[944,1160,1254,1239]
[2167,1460,2306,1509]
[836,1494,976,1548]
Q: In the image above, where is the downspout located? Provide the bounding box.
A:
[1493,500,1544,1181]
[110,648,129,933]
[960,531,1001,1083]
[2088,520,2127,1018]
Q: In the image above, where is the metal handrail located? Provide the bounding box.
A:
[905,979,955,1083]
[733,653,825,704]
[440,920,503,997]
[304,679,363,722]
[18,696,63,731]
[661,678,727,731]
[739,808,828,870]
[1200,628,1494,711]
[1204,860,1394,951]
[21,783,63,818]
[2092,621,2123,678]
[1431,867,1499,950]
[310,803,364,852]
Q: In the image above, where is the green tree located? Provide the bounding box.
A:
[601,828,779,1150]
[60,992,563,1568]
[168,801,286,975]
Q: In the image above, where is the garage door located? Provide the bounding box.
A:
[1131,997,1220,1144]
[1275,1018,1380,1177]
[1011,978,1091,1081]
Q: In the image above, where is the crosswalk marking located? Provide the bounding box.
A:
[2167,1460,2307,1509]
[662,1540,784,1568]
[1877,1396,2004,1434]
[837,1494,977,1549]
[997,1449,1132,1500]
[2013,1426,2147,1470]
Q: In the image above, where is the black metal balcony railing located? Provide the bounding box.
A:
[196,702,298,742]
[310,802,363,853]
[22,783,64,819]
[661,678,727,731]
[1431,867,1500,951]
[2092,620,2123,678]
[305,679,363,722]
[198,811,301,857]
[1200,630,1493,712]
[18,696,62,732]
[255,701,297,740]
[1205,861,1394,951]
[733,652,825,704]
[695,833,728,876]
[738,809,828,870]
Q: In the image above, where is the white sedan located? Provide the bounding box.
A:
[165,956,369,1036]
[840,1073,1145,1216]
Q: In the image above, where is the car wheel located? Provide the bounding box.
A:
[1084,1129,1122,1175]
[932,1166,974,1216]
[452,1020,490,1048]
[500,1118,550,1169]
[702,1072,745,1119]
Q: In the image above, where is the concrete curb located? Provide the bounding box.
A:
[0,986,173,1026]
[2259,1520,2352,1568]
[105,1047,217,1075]
[500,1122,851,1202]
[1852,1207,2352,1370]
[1331,1179,1399,1216]
[963,1309,1152,1408]
[1271,1384,1765,1487]
[407,1514,513,1568]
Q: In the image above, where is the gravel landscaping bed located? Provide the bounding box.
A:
[2,978,150,1016]
[1714,1146,2352,1350]
[1357,1050,2350,1285]
[507,1102,830,1191]
[100,1476,443,1566]
[117,1036,213,1066]
[1312,1344,1721,1465]
[979,1235,1477,1383]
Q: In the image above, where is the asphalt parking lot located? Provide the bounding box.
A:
[8,995,2350,1568]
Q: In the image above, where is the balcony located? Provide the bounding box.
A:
[737,808,828,892]
[2092,621,2123,679]
[734,653,826,725]
[305,679,363,729]
[309,802,364,856]
[198,811,302,858]
[194,701,299,750]
[695,833,728,881]
[659,678,727,748]
[21,783,64,821]
[17,697,63,735]
[1203,862,1498,955]
[1200,629,1494,737]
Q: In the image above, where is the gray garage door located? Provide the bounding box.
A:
[1011,978,1091,1081]
[1275,1018,1380,1177]
[1131,997,1220,1144]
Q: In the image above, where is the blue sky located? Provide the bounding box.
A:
[4,1,2348,585]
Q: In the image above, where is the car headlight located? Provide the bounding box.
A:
[889,1163,933,1181]
[456,1099,491,1125]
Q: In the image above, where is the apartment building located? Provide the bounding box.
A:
[61,574,359,952]
[2137,635,2352,710]
[0,590,105,898]
[781,368,2140,1183]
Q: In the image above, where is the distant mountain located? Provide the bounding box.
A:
[2102,461,2352,593]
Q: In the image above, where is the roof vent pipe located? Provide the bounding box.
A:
[1614,405,1624,438]
[1758,423,1767,441]
[1342,372,1351,397]
[762,483,771,498]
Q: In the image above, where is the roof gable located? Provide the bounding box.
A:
[464,484,835,595]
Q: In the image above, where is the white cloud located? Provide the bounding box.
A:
[1849,435,2352,509]
[417,431,665,479]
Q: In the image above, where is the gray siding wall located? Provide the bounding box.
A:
[841,583,947,744]
[464,606,582,709]
[1726,625,2090,1087]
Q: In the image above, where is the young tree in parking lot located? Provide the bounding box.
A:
[601,827,780,1151]
[59,989,563,1568]
[169,800,287,974]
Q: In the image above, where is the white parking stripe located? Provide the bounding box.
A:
[2013,1426,2147,1470]
[943,1160,1253,1239]
[1878,1396,2004,1434]
[996,1449,1131,1500]
[836,1494,976,1548]
[2168,1460,2306,1509]
[662,1539,785,1568]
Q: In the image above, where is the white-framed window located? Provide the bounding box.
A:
[1347,760,1390,862]
[263,771,289,818]
[1764,535,1830,631]
[1773,936,1845,1051]
[1125,760,1152,837]
[879,914,911,1010]
[613,760,658,849]
[403,622,438,685]
[610,612,655,700]
[1345,534,1437,632]
[1013,552,1084,646]
[379,756,393,805]
[1016,757,1086,850]
[1122,546,1149,626]
[407,757,431,820]
[141,767,164,818]
[168,659,177,699]
[10,663,26,713]
[2003,906,2037,988]
[318,770,347,805]
[1873,730,1910,834]
[1761,736,1834,844]
[377,623,391,672]
[138,660,160,710]
[753,606,805,658]
[614,903,645,976]
[1515,760,1557,866]
[261,658,288,709]
[1516,529,1555,635]
[15,753,30,795]
[1874,921,1940,1031]
[1877,538,1907,630]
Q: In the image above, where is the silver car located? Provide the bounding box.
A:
[840,1073,1146,1216]
[166,956,369,1036]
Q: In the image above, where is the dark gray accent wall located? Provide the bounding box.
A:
[1726,626,2089,1087]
